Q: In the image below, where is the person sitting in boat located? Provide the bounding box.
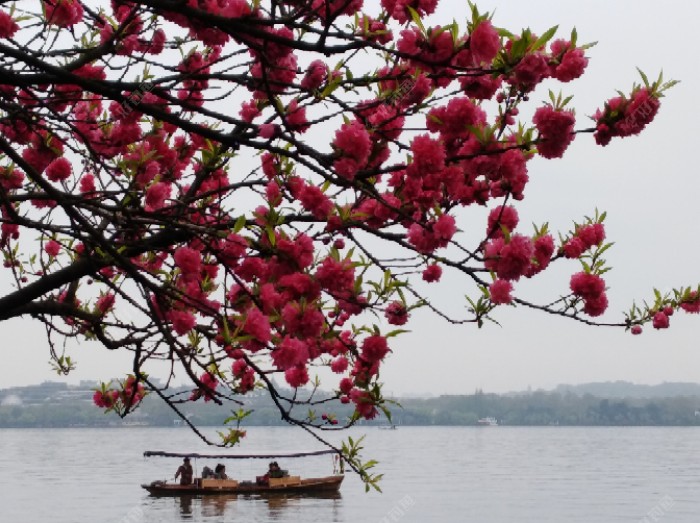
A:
[201,465,214,479]
[269,461,285,479]
[175,457,193,486]
[214,463,228,479]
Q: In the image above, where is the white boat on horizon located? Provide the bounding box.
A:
[477,417,499,426]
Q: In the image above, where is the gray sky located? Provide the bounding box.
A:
[1,0,699,395]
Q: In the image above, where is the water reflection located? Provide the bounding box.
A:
[200,494,237,517]
[151,491,343,520]
[256,491,342,520]
[178,495,194,518]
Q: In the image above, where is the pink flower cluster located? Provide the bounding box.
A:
[332,120,372,179]
[381,0,438,24]
[44,0,83,27]
[562,223,606,258]
[570,272,608,317]
[594,88,660,146]
[0,10,18,38]
[489,279,513,305]
[549,39,589,82]
[533,106,576,159]
[484,230,556,282]
[190,372,219,402]
[93,376,145,411]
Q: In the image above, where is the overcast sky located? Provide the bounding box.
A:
[1,0,699,396]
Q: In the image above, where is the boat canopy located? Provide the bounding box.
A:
[144,449,339,460]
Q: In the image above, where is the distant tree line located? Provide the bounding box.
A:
[2,383,700,428]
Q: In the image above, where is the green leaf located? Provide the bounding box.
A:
[406,6,426,36]
[531,25,558,51]
[233,215,247,233]
[637,67,650,88]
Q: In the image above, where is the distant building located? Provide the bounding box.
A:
[1,394,22,406]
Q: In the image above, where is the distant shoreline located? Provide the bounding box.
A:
[3,380,700,429]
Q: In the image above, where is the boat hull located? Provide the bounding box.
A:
[142,474,344,496]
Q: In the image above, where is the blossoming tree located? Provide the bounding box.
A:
[0,0,694,487]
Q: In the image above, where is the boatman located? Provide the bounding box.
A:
[175,457,193,485]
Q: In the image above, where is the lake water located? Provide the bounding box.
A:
[0,426,698,522]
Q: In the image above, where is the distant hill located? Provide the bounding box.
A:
[552,381,700,398]
[3,380,700,428]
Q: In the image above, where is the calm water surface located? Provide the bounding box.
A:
[1,426,698,522]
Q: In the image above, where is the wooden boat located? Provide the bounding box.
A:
[143,474,344,496]
[141,449,344,496]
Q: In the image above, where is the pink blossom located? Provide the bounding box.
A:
[272,337,310,370]
[427,97,486,138]
[45,240,60,257]
[652,311,670,329]
[356,16,392,44]
[594,88,660,146]
[332,120,371,179]
[258,124,277,139]
[583,292,608,317]
[96,293,116,314]
[511,52,549,92]
[470,20,500,65]
[145,182,171,211]
[298,183,333,219]
[553,46,588,82]
[381,0,438,24]
[459,74,502,100]
[93,390,116,409]
[489,279,513,305]
[339,377,354,394]
[220,0,252,17]
[484,234,533,281]
[167,309,196,335]
[578,224,605,249]
[680,291,700,314]
[251,53,298,98]
[315,257,355,294]
[631,325,643,335]
[286,99,309,133]
[360,335,389,363]
[44,0,83,27]
[526,234,555,276]
[433,214,456,242]
[232,359,248,379]
[301,60,328,92]
[533,106,576,159]
[487,205,519,238]
[350,388,378,419]
[330,356,349,373]
[285,365,310,388]
[422,264,442,282]
[191,372,218,402]
[79,174,96,194]
[409,135,446,176]
[239,100,260,122]
[0,167,24,191]
[562,237,586,259]
[281,302,325,338]
[174,246,201,277]
[0,10,19,38]
[570,272,605,300]
[385,301,409,325]
[243,306,272,344]
[45,157,72,183]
